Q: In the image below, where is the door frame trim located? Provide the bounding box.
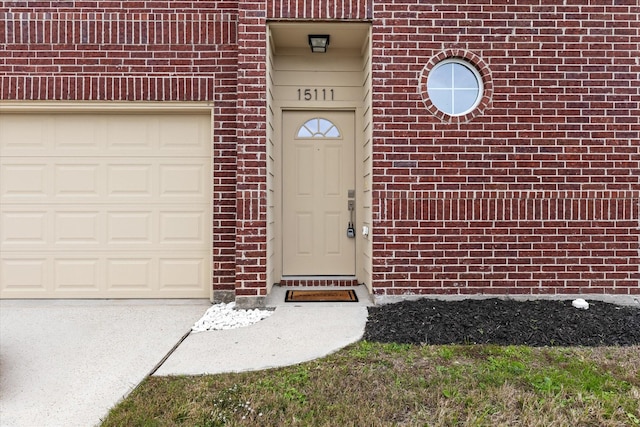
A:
[266,21,373,296]
[271,105,364,287]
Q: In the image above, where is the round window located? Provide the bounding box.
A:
[426,58,483,116]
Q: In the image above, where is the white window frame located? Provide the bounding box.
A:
[426,58,484,117]
[296,117,341,138]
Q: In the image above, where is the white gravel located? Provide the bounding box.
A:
[191,302,273,332]
[572,298,590,309]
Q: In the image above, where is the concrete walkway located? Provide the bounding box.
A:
[0,287,370,427]
[156,286,370,375]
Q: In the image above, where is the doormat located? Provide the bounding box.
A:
[285,289,359,303]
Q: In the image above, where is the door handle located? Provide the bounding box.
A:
[347,191,355,238]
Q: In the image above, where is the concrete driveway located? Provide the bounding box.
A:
[0,299,210,427]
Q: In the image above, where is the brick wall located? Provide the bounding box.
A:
[267,0,371,19]
[2,0,638,300]
[371,0,640,296]
[234,0,268,304]
[0,1,240,294]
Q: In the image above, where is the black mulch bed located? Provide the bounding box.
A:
[363,298,640,347]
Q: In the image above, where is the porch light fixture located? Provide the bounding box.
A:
[308,34,330,53]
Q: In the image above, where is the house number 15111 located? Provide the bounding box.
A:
[297,88,335,101]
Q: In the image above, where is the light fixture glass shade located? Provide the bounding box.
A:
[308,34,330,53]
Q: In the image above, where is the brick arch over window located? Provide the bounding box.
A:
[419,49,493,123]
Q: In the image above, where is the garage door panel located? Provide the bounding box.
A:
[159,115,210,153]
[53,116,105,151]
[1,159,211,203]
[0,111,212,299]
[107,258,154,291]
[159,256,207,292]
[54,211,101,245]
[1,210,48,245]
[1,251,211,298]
[1,257,49,294]
[159,162,208,198]
[159,210,207,244]
[0,114,208,156]
[2,206,209,251]
[1,163,50,199]
[105,115,156,151]
[0,114,51,151]
[107,211,153,244]
[55,164,101,197]
[107,163,153,197]
[54,258,101,293]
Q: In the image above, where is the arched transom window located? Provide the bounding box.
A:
[296,118,341,138]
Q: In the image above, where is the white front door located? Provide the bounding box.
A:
[282,111,356,276]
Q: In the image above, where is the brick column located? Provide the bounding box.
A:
[234,0,268,307]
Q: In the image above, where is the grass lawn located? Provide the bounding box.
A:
[102,342,640,426]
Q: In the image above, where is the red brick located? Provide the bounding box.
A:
[1,0,638,300]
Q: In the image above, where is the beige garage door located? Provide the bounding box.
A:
[0,111,212,298]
